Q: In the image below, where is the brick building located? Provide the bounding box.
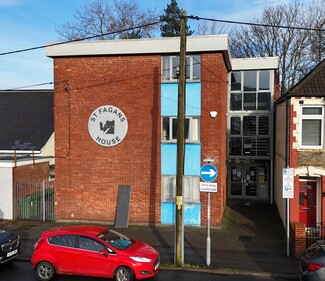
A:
[46,35,278,226]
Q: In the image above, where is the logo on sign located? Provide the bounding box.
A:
[88,105,128,147]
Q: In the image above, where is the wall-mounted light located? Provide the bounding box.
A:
[210,111,217,118]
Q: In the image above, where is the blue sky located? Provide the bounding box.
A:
[0,0,297,90]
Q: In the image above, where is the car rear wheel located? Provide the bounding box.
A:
[115,266,133,281]
[36,261,55,281]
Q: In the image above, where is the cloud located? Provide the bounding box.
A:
[0,0,22,7]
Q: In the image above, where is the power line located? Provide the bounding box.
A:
[188,15,325,32]
[0,21,161,56]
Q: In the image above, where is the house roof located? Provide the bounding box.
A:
[0,90,54,152]
[276,59,325,103]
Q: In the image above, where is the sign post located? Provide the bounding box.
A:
[282,168,294,257]
[200,162,218,266]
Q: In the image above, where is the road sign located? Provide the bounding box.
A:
[200,182,218,192]
[282,168,294,198]
[200,164,218,182]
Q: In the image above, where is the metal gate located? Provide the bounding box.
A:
[13,180,55,221]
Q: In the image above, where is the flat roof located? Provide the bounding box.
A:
[46,35,230,57]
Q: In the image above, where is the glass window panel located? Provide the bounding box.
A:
[258,92,271,111]
[303,107,322,115]
[299,192,304,206]
[302,120,321,146]
[243,116,256,136]
[192,176,200,202]
[259,71,270,90]
[162,56,170,81]
[230,92,242,111]
[162,117,170,141]
[243,137,256,156]
[161,176,176,201]
[231,183,242,196]
[244,71,256,91]
[172,57,180,79]
[258,116,269,135]
[190,117,200,141]
[257,138,270,156]
[184,118,190,139]
[231,72,241,91]
[172,118,178,140]
[192,55,201,80]
[244,92,256,110]
[229,137,242,155]
[230,117,241,135]
[185,57,191,79]
[307,192,313,207]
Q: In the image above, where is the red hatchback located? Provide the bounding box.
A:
[31,225,160,281]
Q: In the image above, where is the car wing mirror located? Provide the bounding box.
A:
[99,249,109,257]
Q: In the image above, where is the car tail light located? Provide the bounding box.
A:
[307,262,323,271]
[33,238,45,250]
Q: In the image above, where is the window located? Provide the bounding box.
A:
[79,236,105,252]
[48,235,76,248]
[161,176,200,203]
[162,55,201,81]
[162,117,200,142]
[229,115,270,157]
[300,106,324,148]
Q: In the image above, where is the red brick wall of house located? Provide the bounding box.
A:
[13,162,50,181]
[200,53,228,225]
[53,55,162,223]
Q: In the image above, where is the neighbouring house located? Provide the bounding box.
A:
[0,90,54,220]
[274,59,325,256]
[45,35,278,225]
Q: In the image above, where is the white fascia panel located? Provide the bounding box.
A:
[231,57,279,70]
[46,35,229,57]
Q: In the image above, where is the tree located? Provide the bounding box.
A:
[230,1,324,94]
[160,0,193,37]
[56,0,159,41]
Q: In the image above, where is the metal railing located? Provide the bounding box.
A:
[13,180,55,221]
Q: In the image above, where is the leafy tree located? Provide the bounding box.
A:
[160,0,193,37]
[56,0,159,41]
[230,1,324,94]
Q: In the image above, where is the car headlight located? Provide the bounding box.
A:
[129,256,151,263]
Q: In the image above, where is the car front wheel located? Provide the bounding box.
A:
[115,266,133,281]
[36,261,55,281]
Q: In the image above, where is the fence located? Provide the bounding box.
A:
[13,180,55,221]
[306,223,325,247]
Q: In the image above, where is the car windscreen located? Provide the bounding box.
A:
[305,244,324,258]
[98,229,134,250]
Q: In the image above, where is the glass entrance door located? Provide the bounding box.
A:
[228,161,269,200]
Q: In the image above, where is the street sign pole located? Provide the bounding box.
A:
[206,192,211,266]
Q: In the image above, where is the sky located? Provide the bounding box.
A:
[0,0,298,90]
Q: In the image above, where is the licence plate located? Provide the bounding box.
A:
[7,249,18,258]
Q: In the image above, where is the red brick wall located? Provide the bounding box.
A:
[291,222,306,257]
[53,55,161,223]
[200,53,228,225]
[13,162,50,181]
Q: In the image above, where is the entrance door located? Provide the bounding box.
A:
[299,181,316,227]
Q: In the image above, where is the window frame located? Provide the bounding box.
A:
[299,105,324,149]
[161,55,201,82]
[161,175,200,203]
[162,116,200,143]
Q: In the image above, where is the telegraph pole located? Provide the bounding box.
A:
[175,11,187,266]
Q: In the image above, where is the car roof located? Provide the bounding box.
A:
[42,225,108,237]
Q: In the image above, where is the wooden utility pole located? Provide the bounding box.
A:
[175,11,187,266]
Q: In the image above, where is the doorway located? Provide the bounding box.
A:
[228,161,269,200]
[299,180,317,227]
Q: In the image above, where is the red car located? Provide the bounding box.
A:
[31,225,160,281]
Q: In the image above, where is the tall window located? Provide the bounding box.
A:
[300,106,324,148]
[161,175,200,203]
[162,117,200,142]
[162,55,201,81]
[230,71,271,112]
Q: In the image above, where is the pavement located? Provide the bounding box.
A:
[0,200,299,280]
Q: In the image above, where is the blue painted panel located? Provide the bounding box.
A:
[161,83,201,116]
[161,202,201,226]
[161,144,200,175]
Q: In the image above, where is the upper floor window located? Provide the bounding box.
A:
[162,55,201,82]
[162,116,200,142]
[230,70,271,112]
[300,106,324,148]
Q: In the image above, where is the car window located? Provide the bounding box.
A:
[98,229,133,250]
[48,235,76,248]
[306,244,323,258]
[79,236,106,252]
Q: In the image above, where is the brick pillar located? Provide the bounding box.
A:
[291,222,306,257]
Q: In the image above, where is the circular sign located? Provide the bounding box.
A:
[88,105,128,147]
[200,164,218,182]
